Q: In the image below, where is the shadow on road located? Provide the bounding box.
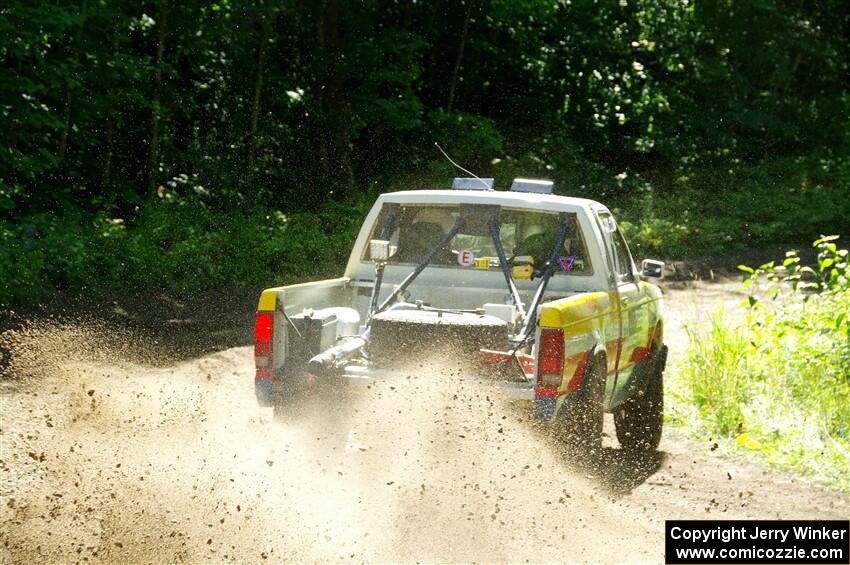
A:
[584,445,669,496]
[543,428,669,497]
[0,287,259,376]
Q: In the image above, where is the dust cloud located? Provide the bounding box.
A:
[3,303,847,564]
[1,321,660,563]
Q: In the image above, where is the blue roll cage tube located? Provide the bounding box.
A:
[516,212,571,342]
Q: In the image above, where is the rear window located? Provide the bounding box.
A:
[362,204,592,275]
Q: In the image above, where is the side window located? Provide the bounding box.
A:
[611,230,635,282]
[595,210,634,283]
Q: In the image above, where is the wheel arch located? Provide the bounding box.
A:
[649,319,664,349]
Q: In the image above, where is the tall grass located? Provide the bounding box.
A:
[672,237,850,490]
[681,311,750,436]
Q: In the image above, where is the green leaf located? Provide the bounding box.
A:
[813,235,839,246]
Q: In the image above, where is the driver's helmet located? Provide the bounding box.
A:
[396,209,455,263]
[514,221,553,265]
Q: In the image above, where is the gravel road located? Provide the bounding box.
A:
[1,278,847,563]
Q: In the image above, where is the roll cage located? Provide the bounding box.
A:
[366,203,575,345]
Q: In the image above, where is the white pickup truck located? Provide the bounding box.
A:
[254,178,667,453]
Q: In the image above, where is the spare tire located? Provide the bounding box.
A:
[369,308,508,367]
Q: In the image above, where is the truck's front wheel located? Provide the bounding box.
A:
[614,347,665,452]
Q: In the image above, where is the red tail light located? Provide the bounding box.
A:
[254,312,274,379]
[537,328,564,397]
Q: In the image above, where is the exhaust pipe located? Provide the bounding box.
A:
[307,334,368,377]
[307,301,423,377]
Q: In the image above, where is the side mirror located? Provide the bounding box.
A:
[369,239,396,263]
[641,259,664,279]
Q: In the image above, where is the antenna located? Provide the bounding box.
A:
[434,142,492,190]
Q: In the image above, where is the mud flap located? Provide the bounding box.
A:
[534,396,558,421]
[548,348,605,426]
[611,344,668,409]
[255,378,275,407]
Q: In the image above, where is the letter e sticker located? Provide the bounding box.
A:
[458,250,475,267]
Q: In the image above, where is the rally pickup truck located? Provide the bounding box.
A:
[254,178,667,453]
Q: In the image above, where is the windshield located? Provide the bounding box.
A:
[363,204,592,275]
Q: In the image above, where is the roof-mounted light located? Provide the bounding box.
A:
[510,178,554,194]
[452,177,494,191]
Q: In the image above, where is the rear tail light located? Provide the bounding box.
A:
[254,311,274,379]
[537,328,564,396]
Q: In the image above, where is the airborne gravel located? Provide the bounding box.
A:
[1,278,847,563]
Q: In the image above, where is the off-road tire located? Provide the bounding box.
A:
[369,309,508,366]
[614,349,664,452]
[558,352,606,454]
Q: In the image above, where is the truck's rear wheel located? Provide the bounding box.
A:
[557,352,605,454]
[614,348,664,452]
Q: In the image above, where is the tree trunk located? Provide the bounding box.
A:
[102,16,121,189]
[318,0,355,201]
[58,0,89,161]
[147,3,169,197]
[245,11,274,192]
[446,0,474,113]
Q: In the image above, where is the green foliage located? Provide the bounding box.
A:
[672,237,850,490]
[0,0,848,303]
[678,311,751,436]
[0,198,368,308]
[619,152,850,259]
[620,216,693,258]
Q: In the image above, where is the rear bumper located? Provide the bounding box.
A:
[341,364,536,401]
[255,365,538,408]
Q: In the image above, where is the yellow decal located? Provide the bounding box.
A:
[539,291,613,333]
[256,277,348,311]
[257,289,277,312]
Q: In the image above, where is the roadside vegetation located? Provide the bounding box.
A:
[0,198,367,305]
[671,237,850,490]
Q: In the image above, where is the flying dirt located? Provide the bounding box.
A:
[1,278,847,564]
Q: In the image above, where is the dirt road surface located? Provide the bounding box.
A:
[1,279,847,563]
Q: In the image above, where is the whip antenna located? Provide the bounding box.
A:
[434,142,491,190]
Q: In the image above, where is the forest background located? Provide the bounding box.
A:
[1,0,848,304]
